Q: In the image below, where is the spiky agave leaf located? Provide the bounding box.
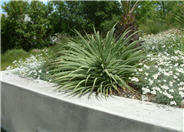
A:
[49,25,144,96]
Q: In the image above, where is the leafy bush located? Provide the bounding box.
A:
[1,1,54,53]
[139,19,171,34]
[49,26,144,96]
[1,49,29,70]
[175,4,184,28]
[2,49,28,61]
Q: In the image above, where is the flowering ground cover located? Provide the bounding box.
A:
[5,49,51,81]
[131,29,184,107]
[5,29,184,107]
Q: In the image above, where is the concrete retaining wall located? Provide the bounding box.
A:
[1,71,183,132]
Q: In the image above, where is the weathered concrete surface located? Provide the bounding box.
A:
[1,71,184,132]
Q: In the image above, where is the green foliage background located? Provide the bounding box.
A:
[1,1,54,52]
[1,1,184,53]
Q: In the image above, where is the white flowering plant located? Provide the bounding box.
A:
[6,49,51,81]
[130,29,184,107]
[134,52,184,106]
[140,29,184,54]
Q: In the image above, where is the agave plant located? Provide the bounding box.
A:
[49,26,144,96]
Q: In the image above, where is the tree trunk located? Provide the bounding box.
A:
[114,1,140,46]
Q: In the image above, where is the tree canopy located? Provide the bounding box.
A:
[1,1,184,52]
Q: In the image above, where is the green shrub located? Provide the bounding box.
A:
[1,1,54,53]
[1,49,29,70]
[49,26,144,96]
[139,20,170,34]
[175,4,184,28]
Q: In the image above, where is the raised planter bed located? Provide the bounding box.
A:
[1,71,183,132]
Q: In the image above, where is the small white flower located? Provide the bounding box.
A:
[169,82,173,87]
[153,74,159,80]
[170,101,176,105]
[145,72,148,76]
[151,90,156,95]
[148,79,153,85]
[174,76,177,79]
[144,65,150,69]
[163,91,173,99]
[131,77,139,82]
[161,85,169,90]
[179,87,184,91]
[169,89,174,93]
[6,66,12,70]
[179,92,184,98]
[142,87,150,94]
[164,72,170,76]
